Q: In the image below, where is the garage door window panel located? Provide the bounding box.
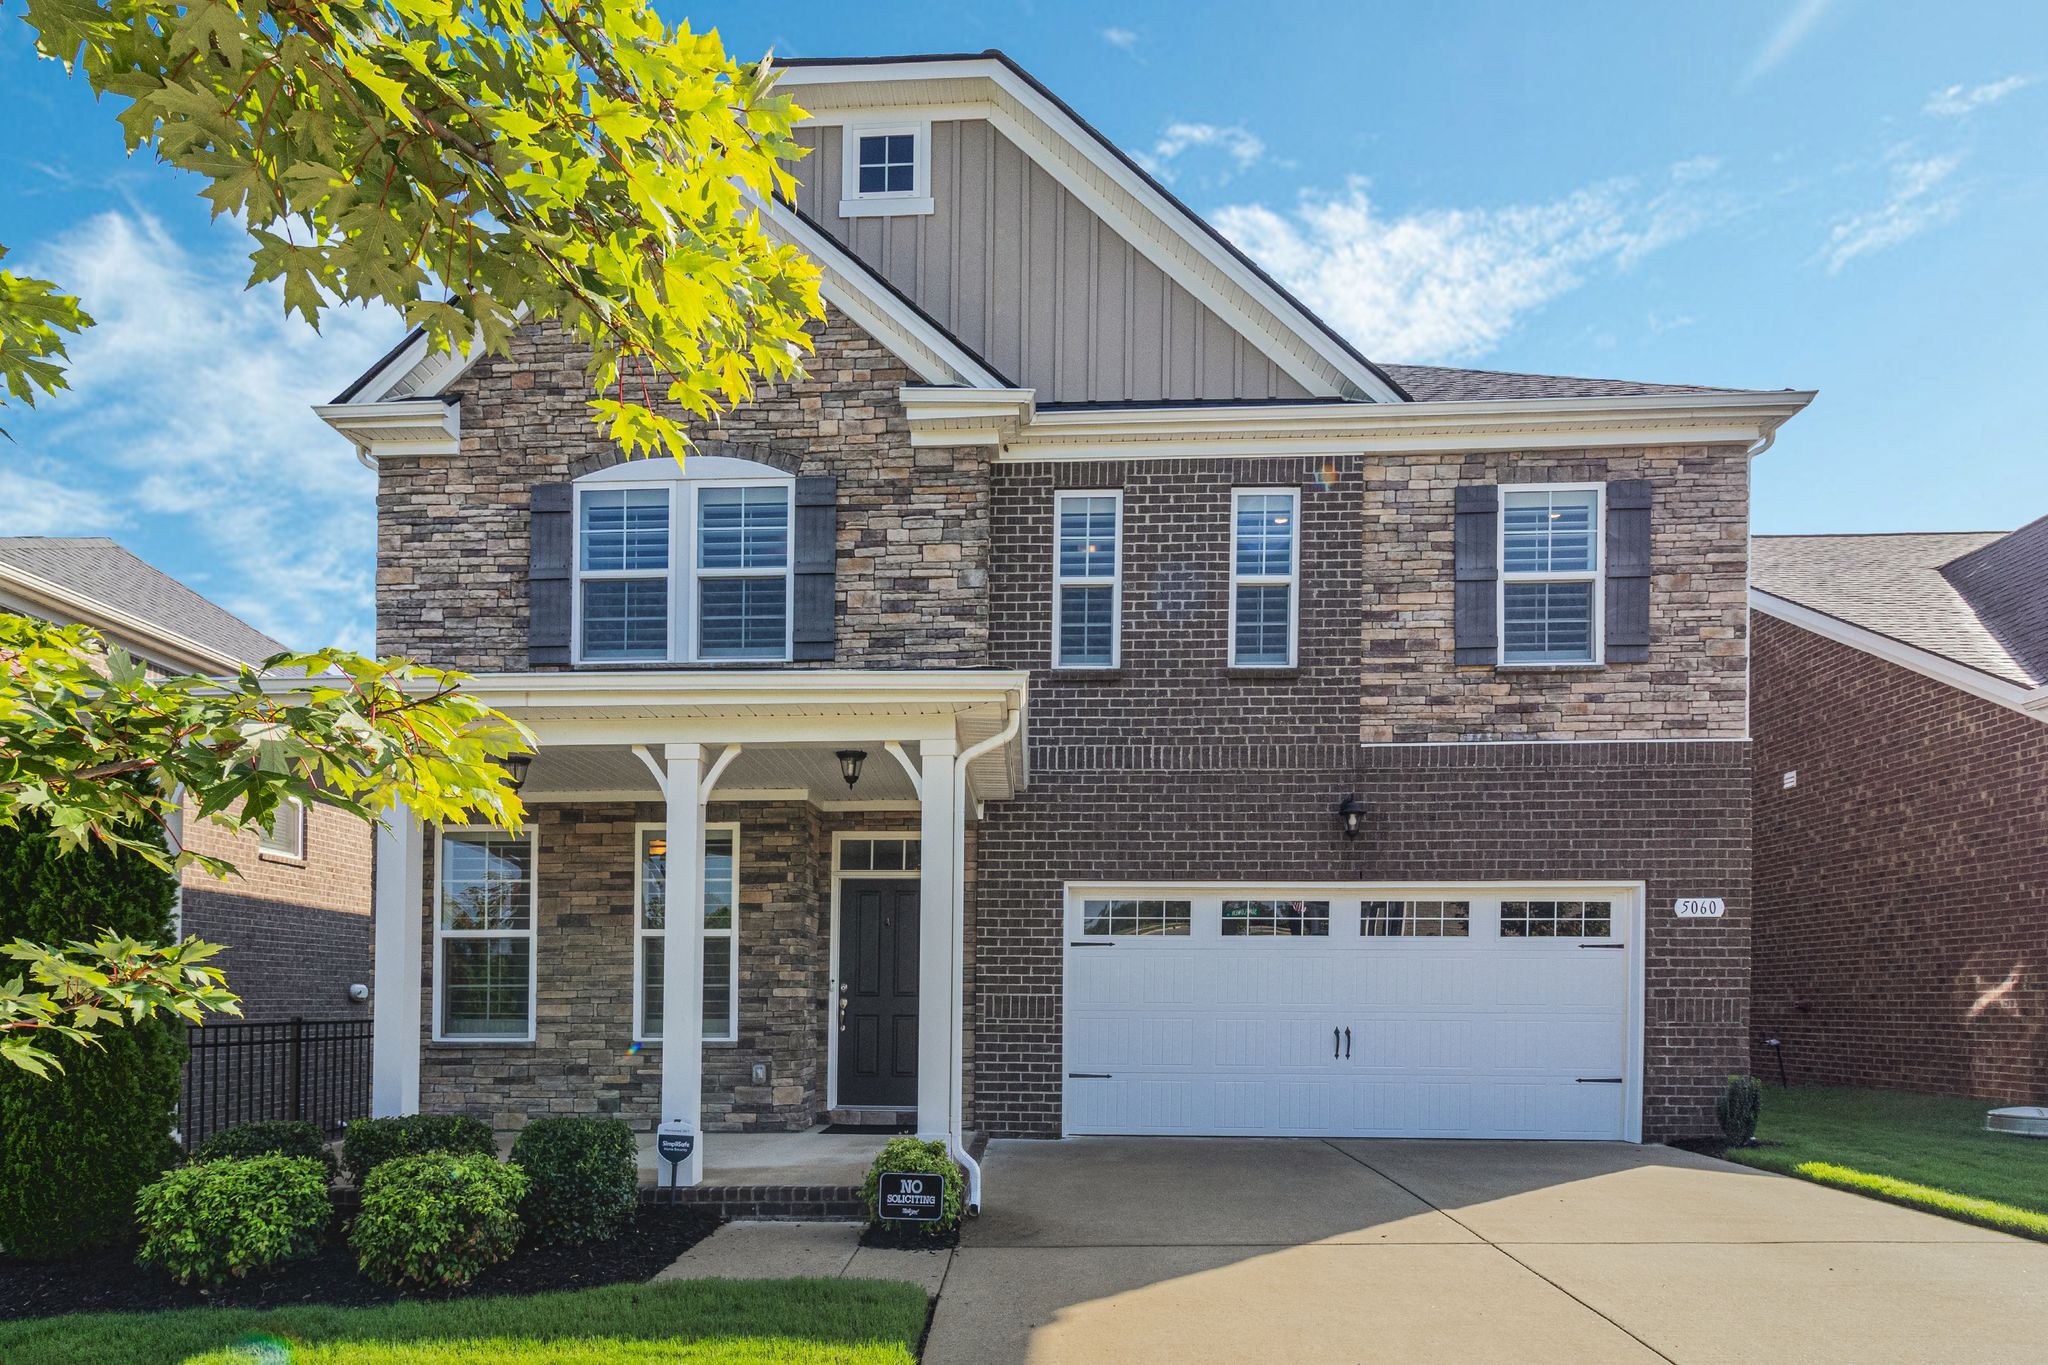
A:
[1500,899,1615,939]
[1221,899,1329,937]
[1080,898,1192,937]
[1362,900,1471,938]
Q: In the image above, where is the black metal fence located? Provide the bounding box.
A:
[182,1017,373,1148]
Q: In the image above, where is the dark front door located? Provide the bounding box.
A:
[838,878,919,1108]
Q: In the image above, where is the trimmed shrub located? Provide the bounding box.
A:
[1718,1074,1764,1146]
[352,1153,527,1290]
[859,1136,965,1235]
[192,1119,339,1181]
[0,819,184,1258]
[134,1155,331,1285]
[341,1114,496,1186]
[509,1116,639,1246]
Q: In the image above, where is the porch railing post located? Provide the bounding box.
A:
[660,741,710,1187]
[915,736,960,1146]
[371,803,425,1117]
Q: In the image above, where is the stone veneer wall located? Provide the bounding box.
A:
[415,800,941,1133]
[375,311,992,671]
[1751,612,2048,1101]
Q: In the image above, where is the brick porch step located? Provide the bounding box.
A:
[823,1108,917,1129]
[650,1183,868,1221]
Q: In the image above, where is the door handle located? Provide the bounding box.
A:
[1333,1026,1340,1058]
[838,982,849,1031]
[1344,1027,1352,1060]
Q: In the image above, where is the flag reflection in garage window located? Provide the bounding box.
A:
[1221,900,1330,936]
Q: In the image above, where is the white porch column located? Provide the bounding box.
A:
[371,803,424,1116]
[660,742,709,1186]
[916,737,960,1142]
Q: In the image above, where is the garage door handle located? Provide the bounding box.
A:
[1579,943,1626,949]
[1344,1027,1352,1059]
[1576,1077,1625,1084]
[1068,1072,1112,1079]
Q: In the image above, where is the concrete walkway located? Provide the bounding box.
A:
[657,1219,951,1296]
[926,1136,2048,1364]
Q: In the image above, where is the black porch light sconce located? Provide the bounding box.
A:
[836,749,868,790]
[1338,793,1367,840]
[497,753,534,793]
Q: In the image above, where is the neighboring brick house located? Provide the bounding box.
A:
[319,51,1811,1202]
[0,537,375,1021]
[1750,521,2048,1102]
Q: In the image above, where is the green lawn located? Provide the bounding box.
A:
[1724,1086,2048,1239]
[0,1278,930,1365]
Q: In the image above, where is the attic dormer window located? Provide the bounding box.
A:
[839,120,934,217]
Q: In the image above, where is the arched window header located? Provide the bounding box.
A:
[572,457,794,664]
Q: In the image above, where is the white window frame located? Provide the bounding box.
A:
[839,120,935,217]
[1228,487,1301,668]
[570,464,796,666]
[1052,489,1123,669]
[632,820,740,1046]
[257,796,305,863]
[1497,481,1605,668]
[432,824,538,1044]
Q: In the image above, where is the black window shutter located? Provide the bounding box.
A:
[1604,479,1653,663]
[791,476,838,661]
[528,482,573,666]
[1453,484,1499,665]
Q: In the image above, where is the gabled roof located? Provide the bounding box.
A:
[1752,531,2043,689]
[0,537,286,671]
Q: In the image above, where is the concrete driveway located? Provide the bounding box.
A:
[925,1137,2048,1364]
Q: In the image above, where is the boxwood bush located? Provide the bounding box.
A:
[341,1114,496,1186]
[134,1155,331,1285]
[351,1152,527,1290]
[509,1116,639,1245]
[192,1119,338,1181]
[859,1136,965,1235]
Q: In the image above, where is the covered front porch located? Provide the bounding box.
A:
[370,669,1028,1213]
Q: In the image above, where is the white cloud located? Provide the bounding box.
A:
[13,211,400,651]
[1743,0,1837,86]
[1135,122,1266,185]
[1923,75,2034,117]
[0,457,125,535]
[1100,27,1138,51]
[1212,163,1731,363]
[1822,151,1962,272]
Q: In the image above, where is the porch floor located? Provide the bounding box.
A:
[635,1127,895,1188]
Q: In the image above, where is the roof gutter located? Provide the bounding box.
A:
[0,562,254,675]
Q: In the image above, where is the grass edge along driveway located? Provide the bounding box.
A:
[1724,1085,2048,1241]
[0,1276,930,1365]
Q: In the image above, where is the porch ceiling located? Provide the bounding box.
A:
[475,668,1029,808]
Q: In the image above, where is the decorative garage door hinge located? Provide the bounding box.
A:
[1067,1072,1113,1079]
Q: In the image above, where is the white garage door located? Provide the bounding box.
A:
[1063,885,1640,1141]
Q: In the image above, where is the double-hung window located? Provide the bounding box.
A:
[258,796,305,862]
[573,466,792,664]
[1500,484,1602,665]
[435,828,536,1042]
[1053,491,1121,668]
[635,824,739,1043]
[1230,489,1299,667]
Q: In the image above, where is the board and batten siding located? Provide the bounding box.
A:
[791,120,1312,404]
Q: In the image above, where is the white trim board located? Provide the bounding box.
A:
[1750,589,2048,722]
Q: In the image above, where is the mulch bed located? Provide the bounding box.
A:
[0,1204,720,1321]
[857,1220,961,1252]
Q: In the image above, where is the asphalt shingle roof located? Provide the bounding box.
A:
[1752,532,2039,688]
[0,537,287,666]
[1379,364,1756,402]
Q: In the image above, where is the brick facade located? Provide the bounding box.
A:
[1750,612,2048,1101]
[179,797,373,1021]
[387,313,1758,1144]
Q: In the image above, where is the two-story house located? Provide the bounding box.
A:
[319,52,1811,1208]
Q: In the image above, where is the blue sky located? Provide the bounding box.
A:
[2,1,2044,650]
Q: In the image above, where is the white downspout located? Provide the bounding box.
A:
[947,701,1022,1215]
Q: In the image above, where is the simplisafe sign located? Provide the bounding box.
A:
[1674,898,1726,919]
[656,1131,695,1164]
[877,1171,945,1223]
